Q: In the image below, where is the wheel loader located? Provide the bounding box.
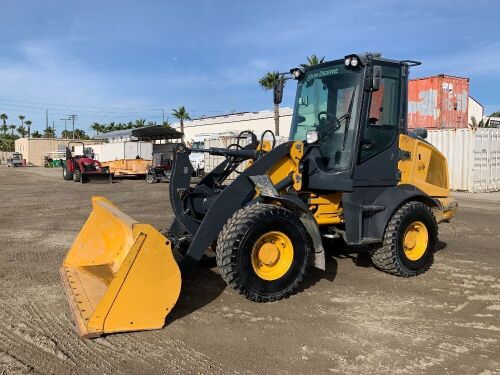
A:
[60,53,458,337]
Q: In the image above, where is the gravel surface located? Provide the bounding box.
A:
[0,165,499,374]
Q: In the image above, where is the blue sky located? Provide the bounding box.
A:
[1,0,499,134]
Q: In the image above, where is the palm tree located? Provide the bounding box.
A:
[300,54,325,68]
[162,120,171,127]
[61,130,72,138]
[24,120,32,137]
[9,124,16,135]
[134,118,146,128]
[90,122,102,135]
[0,124,8,135]
[19,115,25,136]
[0,113,8,126]
[44,127,55,138]
[172,106,190,141]
[17,125,27,137]
[31,130,42,138]
[258,71,285,136]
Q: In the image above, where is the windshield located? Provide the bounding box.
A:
[289,62,362,171]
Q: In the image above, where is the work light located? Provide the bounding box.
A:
[290,67,305,80]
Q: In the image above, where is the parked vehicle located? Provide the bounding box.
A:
[62,142,112,183]
[61,53,458,338]
[146,156,173,183]
[7,152,23,167]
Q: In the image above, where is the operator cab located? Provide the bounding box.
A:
[288,54,419,191]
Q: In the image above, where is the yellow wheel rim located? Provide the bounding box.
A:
[251,231,294,281]
[403,221,429,261]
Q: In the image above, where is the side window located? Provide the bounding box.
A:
[359,65,400,162]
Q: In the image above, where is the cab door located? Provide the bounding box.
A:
[353,64,403,186]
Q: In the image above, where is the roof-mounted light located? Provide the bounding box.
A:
[344,53,368,69]
[290,66,305,80]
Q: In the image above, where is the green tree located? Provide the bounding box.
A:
[258,71,285,136]
[24,120,32,138]
[61,130,72,138]
[162,120,171,127]
[300,54,325,68]
[44,127,55,138]
[17,125,27,137]
[9,124,16,135]
[31,130,42,138]
[0,113,8,127]
[489,111,500,117]
[172,106,190,141]
[18,115,25,136]
[134,118,146,128]
[90,122,102,135]
[73,129,90,139]
[0,124,8,135]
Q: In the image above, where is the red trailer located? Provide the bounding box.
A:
[408,75,469,129]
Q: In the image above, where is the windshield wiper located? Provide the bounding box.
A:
[341,87,356,150]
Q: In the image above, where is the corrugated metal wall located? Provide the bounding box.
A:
[408,75,469,129]
[427,128,500,192]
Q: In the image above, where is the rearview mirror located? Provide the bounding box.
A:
[364,65,382,92]
[372,65,381,91]
[273,80,284,105]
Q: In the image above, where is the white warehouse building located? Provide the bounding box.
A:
[173,108,293,142]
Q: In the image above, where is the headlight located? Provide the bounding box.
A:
[344,57,351,66]
[306,130,319,144]
[350,57,358,67]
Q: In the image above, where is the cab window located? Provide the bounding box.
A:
[359,65,401,162]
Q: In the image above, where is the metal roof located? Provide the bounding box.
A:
[93,126,183,141]
[131,126,183,141]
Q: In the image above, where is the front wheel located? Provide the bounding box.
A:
[370,201,438,277]
[216,203,312,302]
[146,173,156,184]
[73,169,81,182]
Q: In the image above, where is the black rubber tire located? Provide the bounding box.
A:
[146,174,156,184]
[370,201,438,277]
[216,203,312,302]
[73,169,81,182]
[62,165,73,180]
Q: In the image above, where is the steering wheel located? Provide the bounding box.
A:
[317,111,342,132]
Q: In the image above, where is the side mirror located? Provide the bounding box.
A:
[364,65,382,92]
[372,66,381,91]
[273,80,284,105]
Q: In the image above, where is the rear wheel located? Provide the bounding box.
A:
[370,201,437,277]
[73,169,81,182]
[216,203,312,302]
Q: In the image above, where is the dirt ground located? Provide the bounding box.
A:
[0,165,499,374]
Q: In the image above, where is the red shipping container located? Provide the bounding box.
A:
[408,75,469,129]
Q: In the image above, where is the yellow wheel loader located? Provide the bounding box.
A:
[61,53,458,337]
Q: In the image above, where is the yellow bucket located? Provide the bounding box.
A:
[60,197,181,338]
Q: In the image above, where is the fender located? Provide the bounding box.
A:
[179,142,294,273]
[342,184,439,245]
